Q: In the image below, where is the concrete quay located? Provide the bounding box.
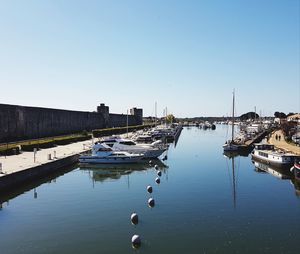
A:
[0,139,93,191]
[0,132,135,191]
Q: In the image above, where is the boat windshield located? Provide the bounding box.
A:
[119,141,136,146]
[97,147,112,152]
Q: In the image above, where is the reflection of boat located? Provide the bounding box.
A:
[290,160,300,197]
[290,159,300,181]
[224,155,238,208]
[252,158,292,179]
[251,143,299,168]
[253,158,300,197]
[80,159,168,182]
[79,143,144,164]
[223,150,250,159]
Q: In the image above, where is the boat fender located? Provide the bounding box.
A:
[154,165,159,170]
[147,185,153,193]
[131,234,141,248]
[130,212,139,225]
[155,177,160,184]
[157,170,162,177]
[148,198,155,207]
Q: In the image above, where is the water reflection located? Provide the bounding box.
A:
[80,159,168,183]
[223,150,251,159]
[223,152,239,208]
[0,165,76,208]
[252,159,292,180]
[252,158,300,196]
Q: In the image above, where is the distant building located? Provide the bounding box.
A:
[287,113,300,123]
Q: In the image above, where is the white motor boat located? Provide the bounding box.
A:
[251,143,299,168]
[100,137,167,159]
[79,143,144,164]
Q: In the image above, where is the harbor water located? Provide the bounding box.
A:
[0,126,299,254]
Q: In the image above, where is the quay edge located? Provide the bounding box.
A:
[0,154,79,192]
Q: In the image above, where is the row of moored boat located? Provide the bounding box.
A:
[79,124,183,164]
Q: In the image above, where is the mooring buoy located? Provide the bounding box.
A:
[155,177,160,184]
[148,197,155,207]
[157,170,162,177]
[147,185,153,194]
[131,234,141,248]
[130,212,139,225]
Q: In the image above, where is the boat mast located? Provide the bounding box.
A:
[165,107,168,127]
[155,101,157,127]
[232,90,235,142]
[126,109,129,138]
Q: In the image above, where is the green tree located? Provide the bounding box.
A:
[166,114,175,124]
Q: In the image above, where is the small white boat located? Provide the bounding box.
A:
[79,143,144,164]
[251,143,299,168]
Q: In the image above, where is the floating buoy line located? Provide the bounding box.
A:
[130,159,168,249]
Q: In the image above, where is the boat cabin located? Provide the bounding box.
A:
[254,144,274,151]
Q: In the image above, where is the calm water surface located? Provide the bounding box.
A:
[0,126,299,254]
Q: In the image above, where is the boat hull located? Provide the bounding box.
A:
[79,155,143,164]
[251,153,296,168]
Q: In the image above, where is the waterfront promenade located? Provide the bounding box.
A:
[0,139,92,176]
[0,133,133,177]
[268,130,300,155]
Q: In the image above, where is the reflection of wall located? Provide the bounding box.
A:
[0,103,143,142]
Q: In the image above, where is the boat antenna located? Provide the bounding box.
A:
[155,101,157,127]
[126,109,129,138]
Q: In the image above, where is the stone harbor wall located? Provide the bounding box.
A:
[0,103,143,143]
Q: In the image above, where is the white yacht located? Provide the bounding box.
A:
[100,137,168,159]
[79,143,144,164]
[251,143,299,167]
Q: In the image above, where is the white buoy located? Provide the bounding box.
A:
[155,177,160,184]
[131,234,141,248]
[154,164,158,170]
[148,198,155,207]
[157,170,162,177]
[130,212,139,225]
[147,185,153,194]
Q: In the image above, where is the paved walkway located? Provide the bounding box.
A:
[268,130,300,155]
[0,133,134,176]
[0,139,93,176]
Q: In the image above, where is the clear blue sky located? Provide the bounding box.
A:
[0,0,299,117]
